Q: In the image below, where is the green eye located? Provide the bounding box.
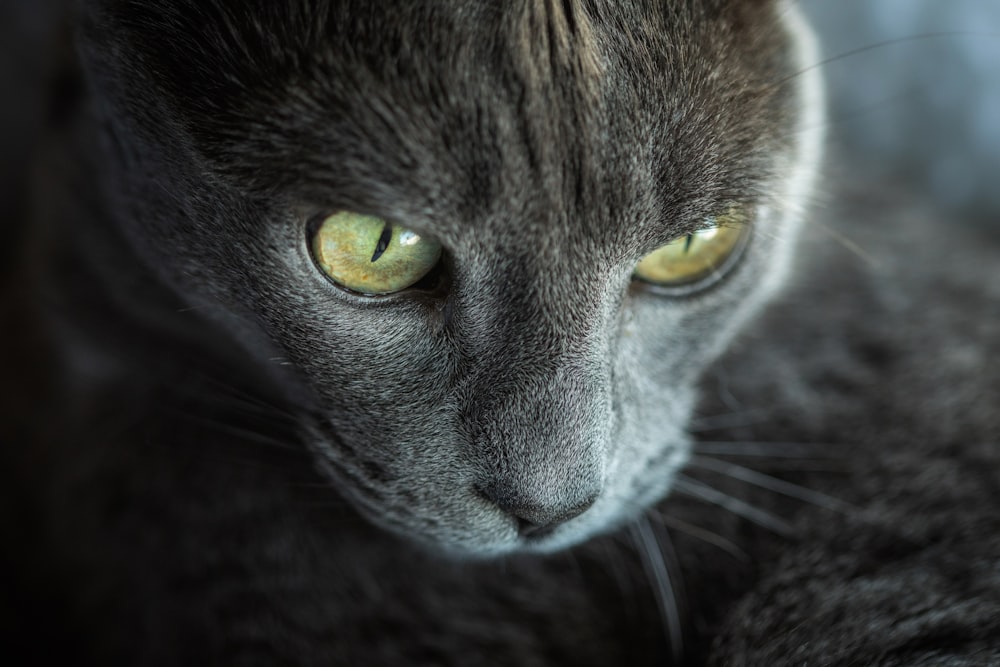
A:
[633,207,751,289]
[310,211,442,295]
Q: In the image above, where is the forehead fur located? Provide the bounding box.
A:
[84,0,795,241]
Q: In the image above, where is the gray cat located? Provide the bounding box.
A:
[3,0,998,665]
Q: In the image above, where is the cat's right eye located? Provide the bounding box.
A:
[310,211,442,295]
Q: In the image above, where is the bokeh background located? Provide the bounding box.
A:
[801,0,1000,227]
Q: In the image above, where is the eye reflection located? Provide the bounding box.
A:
[398,230,421,247]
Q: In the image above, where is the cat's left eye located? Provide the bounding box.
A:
[633,206,751,290]
[310,211,442,295]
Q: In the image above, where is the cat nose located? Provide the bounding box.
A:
[477,482,599,538]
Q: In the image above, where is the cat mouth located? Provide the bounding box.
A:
[307,443,599,556]
[302,415,690,557]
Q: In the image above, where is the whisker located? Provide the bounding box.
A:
[288,481,340,489]
[291,500,361,515]
[165,411,307,453]
[192,373,300,421]
[650,511,750,564]
[689,456,855,514]
[779,89,914,142]
[594,538,643,621]
[184,450,314,477]
[688,409,770,433]
[771,31,1000,91]
[801,217,881,268]
[630,516,684,664]
[705,366,744,414]
[648,516,686,656]
[673,475,794,537]
[693,441,839,458]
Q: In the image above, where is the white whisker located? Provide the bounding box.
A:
[694,440,840,458]
[674,476,794,537]
[803,217,881,268]
[770,31,1000,90]
[651,511,750,563]
[630,516,684,664]
[688,409,770,433]
[689,455,855,514]
[172,413,305,453]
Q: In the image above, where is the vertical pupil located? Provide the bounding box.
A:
[683,234,694,254]
[370,223,393,263]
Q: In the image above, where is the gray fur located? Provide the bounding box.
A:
[75,0,820,556]
[4,0,998,665]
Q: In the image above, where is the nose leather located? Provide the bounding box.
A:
[478,481,600,537]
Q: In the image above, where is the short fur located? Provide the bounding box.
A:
[2,0,998,665]
[71,0,815,557]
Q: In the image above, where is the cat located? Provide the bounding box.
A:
[3,0,999,665]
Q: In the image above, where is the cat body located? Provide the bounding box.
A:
[3,0,999,665]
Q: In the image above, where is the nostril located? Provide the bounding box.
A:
[476,483,598,538]
[517,518,555,539]
[516,507,588,539]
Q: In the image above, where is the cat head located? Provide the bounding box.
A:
[79,0,822,557]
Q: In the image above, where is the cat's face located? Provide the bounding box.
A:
[81,0,821,557]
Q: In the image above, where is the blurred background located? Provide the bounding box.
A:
[801,0,1000,228]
